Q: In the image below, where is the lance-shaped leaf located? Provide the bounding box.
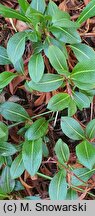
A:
[0,122,8,142]
[52,17,79,28]
[49,170,67,200]
[68,99,77,116]
[0,102,30,122]
[71,80,95,91]
[18,0,29,13]
[70,60,95,85]
[71,167,95,186]
[50,26,81,44]
[77,0,95,24]
[48,45,68,75]
[86,119,95,139]
[30,0,46,13]
[22,139,42,176]
[66,188,78,200]
[25,6,44,26]
[25,118,48,140]
[0,166,15,194]
[0,4,30,22]
[0,157,4,169]
[46,1,70,19]
[14,58,24,74]
[46,0,59,16]
[28,53,44,83]
[47,93,70,111]
[76,140,95,170]
[0,46,11,65]
[7,32,26,65]
[10,153,25,179]
[70,43,95,62]
[61,117,85,140]
[44,37,68,59]
[55,139,70,164]
[27,74,63,92]
[73,91,90,110]
[0,142,17,156]
[0,72,17,89]
[14,180,24,191]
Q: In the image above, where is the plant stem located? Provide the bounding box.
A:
[70,184,95,198]
[8,111,53,128]
[37,172,52,180]
[8,122,23,129]
[31,110,53,119]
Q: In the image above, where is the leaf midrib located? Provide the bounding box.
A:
[70,45,91,59]
[5,109,29,120]
[57,172,63,199]
[78,4,95,23]
[51,95,69,106]
[62,118,84,139]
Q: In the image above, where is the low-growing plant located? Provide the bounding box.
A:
[0,0,95,200]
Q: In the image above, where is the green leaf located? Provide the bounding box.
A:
[18,0,29,13]
[49,170,67,200]
[13,58,24,74]
[82,89,95,97]
[0,102,30,122]
[14,180,24,191]
[46,1,59,16]
[73,91,90,110]
[76,140,95,170]
[71,80,95,91]
[66,188,78,200]
[51,9,70,21]
[86,119,95,139]
[27,31,38,42]
[52,17,79,28]
[48,45,68,76]
[25,6,44,26]
[0,4,30,22]
[33,42,43,54]
[30,0,46,14]
[27,74,63,92]
[0,122,8,142]
[70,60,95,86]
[0,156,5,168]
[0,166,15,194]
[0,190,9,200]
[42,143,49,157]
[10,153,25,179]
[22,139,42,176]
[61,117,85,140]
[0,46,11,65]
[46,1,70,20]
[68,99,77,116]
[44,37,68,59]
[28,53,44,83]
[71,167,95,186]
[7,32,26,65]
[0,72,17,89]
[70,43,95,62]
[55,139,70,164]
[0,142,17,156]
[4,156,12,167]
[77,0,95,24]
[47,93,70,111]
[50,26,81,44]
[25,118,48,141]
